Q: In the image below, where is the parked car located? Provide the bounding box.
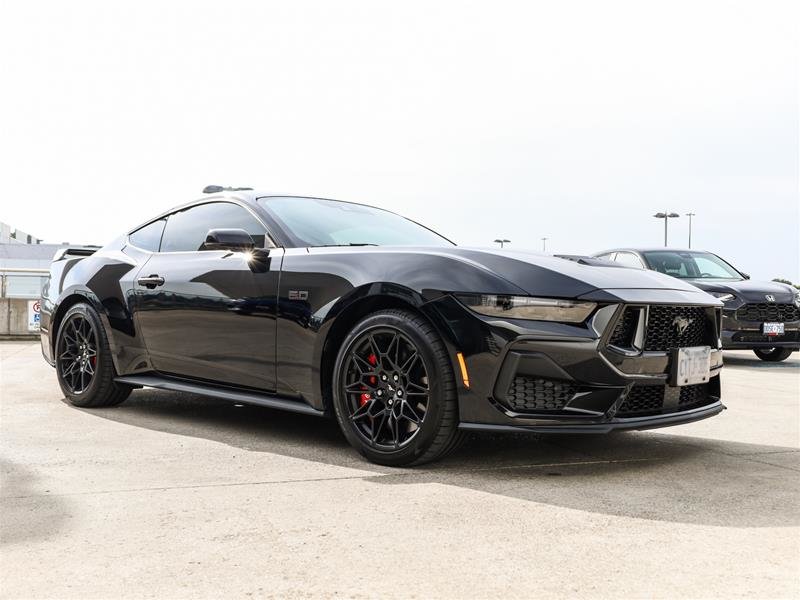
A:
[594,248,800,362]
[40,189,725,465]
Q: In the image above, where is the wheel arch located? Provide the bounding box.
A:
[316,287,449,413]
[50,288,113,361]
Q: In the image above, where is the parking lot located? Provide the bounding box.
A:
[1,341,798,599]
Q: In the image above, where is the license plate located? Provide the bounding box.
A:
[763,322,785,336]
[671,346,711,387]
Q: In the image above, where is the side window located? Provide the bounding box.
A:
[615,252,644,268]
[128,219,166,252]
[160,202,268,252]
[597,253,616,261]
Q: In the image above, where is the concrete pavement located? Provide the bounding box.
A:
[1,342,798,599]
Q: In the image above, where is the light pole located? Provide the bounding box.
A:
[541,237,548,252]
[653,212,680,247]
[685,212,696,248]
[493,238,510,248]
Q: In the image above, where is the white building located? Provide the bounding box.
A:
[0,221,43,245]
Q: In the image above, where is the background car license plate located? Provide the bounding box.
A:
[763,322,785,336]
[671,346,711,387]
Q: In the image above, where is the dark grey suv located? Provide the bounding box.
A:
[594,248,800,362]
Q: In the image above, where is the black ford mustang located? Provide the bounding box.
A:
[594,248,800,362]
[41,189,725,465]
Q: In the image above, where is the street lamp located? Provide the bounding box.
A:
[493,238,510,248]
[653,212,680,247]
[541,237,548,252]
[685,212,696,248]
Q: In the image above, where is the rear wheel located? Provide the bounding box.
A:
[55,303,132,407]
[332,309,464,466]
[753,347,794,362]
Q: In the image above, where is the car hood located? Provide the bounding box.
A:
[305,245,722,305]
[685,278,797,303]
[431,247,719,304]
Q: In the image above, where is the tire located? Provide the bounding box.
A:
[331,309,464,466]
[55,303,132,407]
[753,348,794,362]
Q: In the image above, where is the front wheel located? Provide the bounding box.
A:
[332,309,464,466]
[753,347,794,362]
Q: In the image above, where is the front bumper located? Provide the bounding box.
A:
[461,400,724,433]
[721,312,800,350]
[428,296,725,434]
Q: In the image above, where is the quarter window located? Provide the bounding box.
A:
[160,202,268,252]
[128,219,166,252]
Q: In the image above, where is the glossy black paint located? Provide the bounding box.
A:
[42,191,726,434]
[595,247,800,351]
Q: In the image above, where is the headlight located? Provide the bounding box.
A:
[456,294,597,323]
[794,291,800,307]
[709,292,735,302]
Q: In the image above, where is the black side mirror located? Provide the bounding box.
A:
[201,229,255,252]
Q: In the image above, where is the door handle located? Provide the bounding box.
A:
[137,274,165,289]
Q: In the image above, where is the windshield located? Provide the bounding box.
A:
[257,196,454,248]
[643,251,743,280]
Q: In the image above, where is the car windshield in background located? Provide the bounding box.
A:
[258,196,454,248]
[643,251,743,280]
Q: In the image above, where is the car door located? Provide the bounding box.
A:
[132,201,282,391]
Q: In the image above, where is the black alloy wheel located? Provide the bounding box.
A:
[342,327,429,449]
[55,303,132,408]
[57,313,98,394]
[332,309,464,466]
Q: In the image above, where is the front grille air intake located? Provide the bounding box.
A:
[618,382,717,417]
[505,377,577,412]
[735,303,800,322]
[607,305,713,353]
[643,306,709,351]
[609,307,639,348]
[678,383,709,408]
[617,385,664,416]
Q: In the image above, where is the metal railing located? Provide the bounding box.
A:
[1,268,49,337]
[1,267,49,299]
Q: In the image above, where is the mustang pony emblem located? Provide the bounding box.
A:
[672,316,694,335]
[765,294,776,302]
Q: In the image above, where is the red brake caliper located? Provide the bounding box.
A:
[359,353,378,406]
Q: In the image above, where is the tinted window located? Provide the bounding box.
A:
[643,251,742,280]
[160,202,267,252]
[128,219,166,252]
[614,252,644,268]
[257,196,453,247]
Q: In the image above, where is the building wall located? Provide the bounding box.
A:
[0,221,42,245]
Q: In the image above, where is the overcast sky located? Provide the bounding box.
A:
[1,1,798,281]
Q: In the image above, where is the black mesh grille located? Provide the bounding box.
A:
[644,306,709,351]
[609,307,639,348]
[505,377,577,412]
[617,385,664,416]
[678,383,710,407]
[735,303,800,322]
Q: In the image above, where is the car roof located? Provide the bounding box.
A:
[596,247,712,254]
[127,190,343,234]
